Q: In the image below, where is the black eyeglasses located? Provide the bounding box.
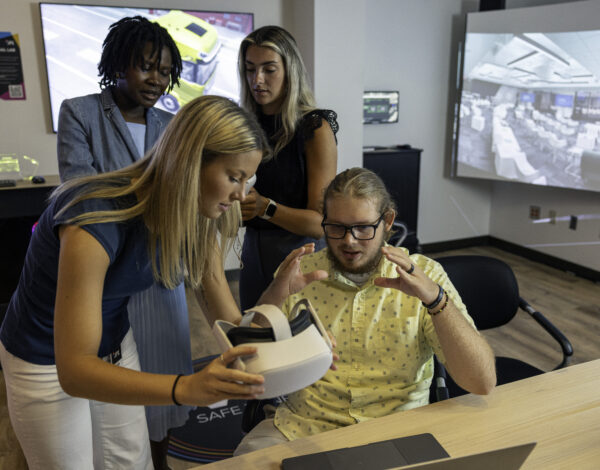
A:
[321,214,384,240]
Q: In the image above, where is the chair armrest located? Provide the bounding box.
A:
[518,298,573,368]
[433,356,450,402]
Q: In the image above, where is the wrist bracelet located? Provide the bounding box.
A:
[172,374,183,406]
[422,285,444,310]
[428,292,449,316]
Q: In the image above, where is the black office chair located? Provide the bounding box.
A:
[581,150,600,186]
[0,302,8,320]
[432,255,573,399]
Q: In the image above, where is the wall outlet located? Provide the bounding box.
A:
[549,210,556,225]
[569,215,578,230]
[529,205,541,219]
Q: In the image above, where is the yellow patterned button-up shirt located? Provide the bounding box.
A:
[273,247,476,440]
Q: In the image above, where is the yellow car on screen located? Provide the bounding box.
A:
[153,10,221,111]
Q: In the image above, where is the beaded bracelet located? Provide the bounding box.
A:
[422,285,444,310]
[172,374,183,406]
[428,292,449,316]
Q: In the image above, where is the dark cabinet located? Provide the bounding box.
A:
[363,147,421,252]
[0,177,58,303]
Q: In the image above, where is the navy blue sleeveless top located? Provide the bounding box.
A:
[0,184,153,365]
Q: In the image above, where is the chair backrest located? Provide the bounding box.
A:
[581,150,600,183]
[389,220,408,247]
[435,255,519,330]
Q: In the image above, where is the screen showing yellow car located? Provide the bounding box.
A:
[40,3,253,132]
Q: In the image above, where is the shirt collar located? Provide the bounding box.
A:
[327,247,389,289]
[100,87,118,113]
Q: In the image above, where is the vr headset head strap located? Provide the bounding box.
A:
[290,299,333,350]
[241,304,292,341]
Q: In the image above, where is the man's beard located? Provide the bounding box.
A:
[326,238,385,274]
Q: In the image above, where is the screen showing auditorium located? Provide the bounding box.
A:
[454,0,600,193]
[39,3,253,132]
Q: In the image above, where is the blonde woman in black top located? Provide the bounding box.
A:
[238,25,339,310]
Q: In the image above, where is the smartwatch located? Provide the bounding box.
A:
[260,199,277,220]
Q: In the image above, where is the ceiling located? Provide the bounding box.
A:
[466,31,600,89]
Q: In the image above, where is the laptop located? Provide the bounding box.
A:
[280,433,535,470]
[389,443,536,470]
[281,433,447,470]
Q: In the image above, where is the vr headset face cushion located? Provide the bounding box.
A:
[227,309,313,346]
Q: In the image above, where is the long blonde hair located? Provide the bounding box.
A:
[54,95,269,288]
[238,25,317,155]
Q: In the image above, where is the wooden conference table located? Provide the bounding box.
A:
[198,359,600,469]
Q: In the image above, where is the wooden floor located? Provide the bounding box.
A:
[0,246,598,469]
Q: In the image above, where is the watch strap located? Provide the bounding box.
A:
[260,199,277,220]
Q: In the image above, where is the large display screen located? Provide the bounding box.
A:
[453,0,600,193]
[39,3,253,132]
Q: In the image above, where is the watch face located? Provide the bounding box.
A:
[265,201,277,217]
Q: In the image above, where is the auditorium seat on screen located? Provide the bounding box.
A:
[581,150,600,186]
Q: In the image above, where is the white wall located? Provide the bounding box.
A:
[3,0,598,271]
[1,0,363,176]
[283,0,315,85]
[362,0,599,272]
[488,0,600,271]
[1,0,284,271]
[0,0,284,176]
[313,0,366,171]
[490,182,600,269]
[363,0,492,244]
[285,0,366,172]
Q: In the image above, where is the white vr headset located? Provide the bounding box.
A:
[212,299,333,399]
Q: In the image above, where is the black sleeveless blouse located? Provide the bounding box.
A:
[246,109,339,230]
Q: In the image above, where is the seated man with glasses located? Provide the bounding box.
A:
[235,167,496,455]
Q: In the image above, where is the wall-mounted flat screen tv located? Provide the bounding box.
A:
[453,0,600,193]
[363,91,399,124]
[39,3,253,132]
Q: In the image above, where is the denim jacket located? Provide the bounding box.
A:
[57,87,173,181]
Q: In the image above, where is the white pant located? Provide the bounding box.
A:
[0,330,152,470]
